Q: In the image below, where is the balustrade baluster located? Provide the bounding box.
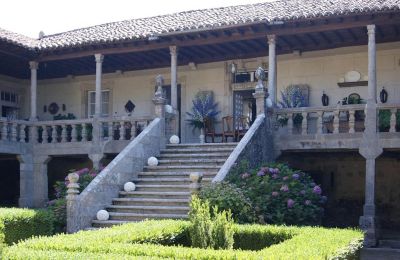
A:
[317,111,323,134]
[122,121,128,140]
[82,124,88,142]
[117,121,123,140]
[301,112,308,135]
[51,125,58,143]
[42,125,49,143]
[11,123,17,141]
[61,124,68,143]
[19,124,26,143]
[31,125,38,144]
[349,110,355,134]
[108,122,114,141]
[287,113,293,135]
[333,109,339,134]
[1,122,8,140]
[71,124,78,142]
[390,109,397,133]
[130,121,136,140]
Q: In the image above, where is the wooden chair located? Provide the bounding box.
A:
[222,116,236,142]
[204,118,222,143]
[236,116,249,141]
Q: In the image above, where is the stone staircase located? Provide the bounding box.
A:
[92,143,236,228]
[361,234,400,260]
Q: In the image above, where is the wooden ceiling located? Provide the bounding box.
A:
[1,12,400,80]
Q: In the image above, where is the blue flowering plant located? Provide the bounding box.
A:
[186,92,220,130]
[228,161,326,225]
[277,85,309,126]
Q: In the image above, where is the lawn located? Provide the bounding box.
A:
[2,219,363,259]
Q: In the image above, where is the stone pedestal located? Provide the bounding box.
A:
[89,153,104,170]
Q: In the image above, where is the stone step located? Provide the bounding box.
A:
[119,191,191,199]
[160,147,234,154]
[107,205,189,214]
[379,240,400,249]
[361,248,400,260]
[134,184,190,192]
[144,165,220,172]
[158,153,231,160]
[157,159,226,166]
[112,197,189,206]
[108,212,188,221]
[132,177,213,185]
[92,220,130,228]
[166,143,237,149]
[138,171,217,178]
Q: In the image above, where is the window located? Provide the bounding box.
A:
[88,90,110,117]
[233,70,268,83]
[0,91,18,104]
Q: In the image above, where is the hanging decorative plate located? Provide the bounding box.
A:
[345,71,361,82]
[48,102,59,115]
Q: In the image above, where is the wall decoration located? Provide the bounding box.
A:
[380,87,388,103]
[344,70,361,82]
[321,91,329,106]
[62,104,66,111]
[48,102,59,115]
[125,100,135,114]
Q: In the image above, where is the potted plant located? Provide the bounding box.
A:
[186,92,219,143]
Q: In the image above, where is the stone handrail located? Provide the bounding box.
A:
[213,114,274,182]
[67,117,165,232]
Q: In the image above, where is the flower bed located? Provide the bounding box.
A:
[2,220,363,259]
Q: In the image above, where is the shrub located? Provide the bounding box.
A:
[189,196,234,250]
[2,220,363,260]
[47,167,101,232]
[228,161,326,225]
[199,182,256,223]
[0,208,54,245]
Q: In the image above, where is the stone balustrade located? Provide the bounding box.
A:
[0,116,153,144]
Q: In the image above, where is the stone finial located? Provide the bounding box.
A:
[66,172,80,200]
[154,75,164,99]
[255,67,266,91]
[189,172,203,194]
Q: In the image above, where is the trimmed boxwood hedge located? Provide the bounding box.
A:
[0,208,54,246]
[2,220,363,259]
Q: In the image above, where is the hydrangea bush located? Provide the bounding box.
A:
[47,167,101,232]
[227,161,326,225]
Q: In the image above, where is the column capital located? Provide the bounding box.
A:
[94,53,104,63]
[267,34,276,44]
[29,61,39,70]
[169,45,178,56]
[367,24,376,35]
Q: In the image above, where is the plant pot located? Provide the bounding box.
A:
[199,128,205,143]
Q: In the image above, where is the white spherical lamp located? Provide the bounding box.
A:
[147,156,158,166]
[124,182,136,192]
[96,210,109,221]
[169,135,180,144]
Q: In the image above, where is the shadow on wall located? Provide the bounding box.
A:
[0,154,19,207]
[47,155,116,200]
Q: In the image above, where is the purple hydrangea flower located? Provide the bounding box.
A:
[305,200,312,205]
[260,167,268,173]
[257,170,266,177]
[272,174,279,179]
[313,185,322,195]
[300,190,306,195]
[272,191,279,197]
[280,185,289,192]
[287,199,295,208]
[292,173,300,179]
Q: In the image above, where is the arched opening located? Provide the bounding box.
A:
[0,154,20,206]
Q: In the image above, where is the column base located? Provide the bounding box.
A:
[359,215,380,247]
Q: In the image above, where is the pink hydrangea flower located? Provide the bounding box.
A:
[280,185,289,192]
[272,191,279,197]
[287,199,295,208]
[283,176,289,181]
[241,172,250,179]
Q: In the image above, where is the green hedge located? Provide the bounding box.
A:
[2,220,363,259]
[0,208,54,246]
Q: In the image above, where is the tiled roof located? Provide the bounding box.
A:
[0,27,37,49]
[1,0,400,51]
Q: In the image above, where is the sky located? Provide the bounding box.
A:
[1,0,271,38]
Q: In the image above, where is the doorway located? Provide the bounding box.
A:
[233,90,256,129]
[0,154,20,206]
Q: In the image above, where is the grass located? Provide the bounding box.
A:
[2,219,364,259]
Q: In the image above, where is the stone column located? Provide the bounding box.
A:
[94,54,104,118]
[359,24,382,248]
[267,35,277,104]
[29,61,39,121]
[169,46,178,111]
[17,154,34,207]
[253,67,266,116]
[32,155,51,207]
